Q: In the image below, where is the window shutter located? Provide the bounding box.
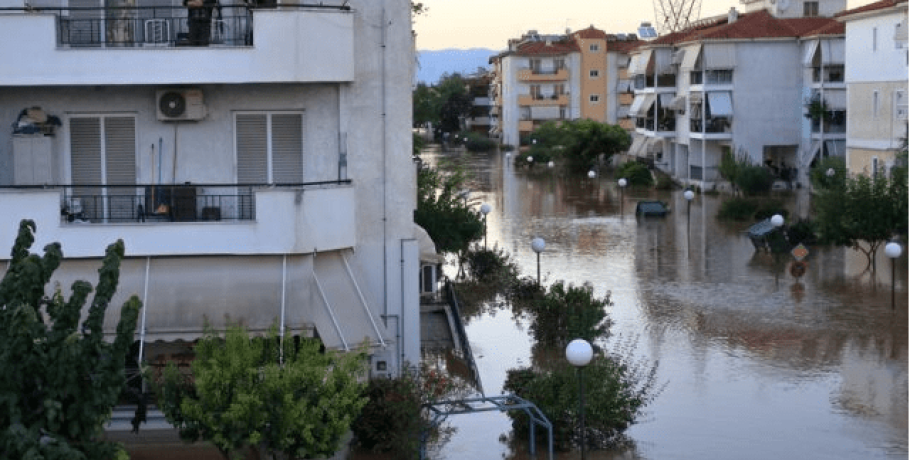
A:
[236,114,268,184]
[70,117,102,185]
[271,113,304,183]
[104,116,136,185]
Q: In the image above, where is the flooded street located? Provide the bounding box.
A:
[424,146,908,460]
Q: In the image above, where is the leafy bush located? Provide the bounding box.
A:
[786,218,817,245]
[503,349,661,450]
[752,200,787,221]
[616,161,653,187]
[654,172,675,190]
[809,155,846,191]
[717,197,759,221]
[461,131,497,152]
[463,245,519,283]
[526,281,612,346]
[514,145,554,167]
[736,164,774,196]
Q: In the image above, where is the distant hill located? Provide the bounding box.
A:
[416,48,500,85]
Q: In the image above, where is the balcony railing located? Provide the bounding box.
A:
[690,117,731,133]
[54,5,252,47]
[690,70,734,85]
[49,181,348,224]
[812,65,845,84]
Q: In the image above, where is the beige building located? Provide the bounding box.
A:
[836,0,908,176]
[489,28,641,146]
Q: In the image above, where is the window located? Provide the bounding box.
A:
[803,1,819,17]
[589,94,600,103]
[554,58,566,70]
[530,58,541,72]
[554,84,566,96]
[530,85,542,99]
[589,43,600,52]
[69,115,137,221]
[236,112,304,184]
[589,69,600,78]
[873,27,878,51]
[896,90,908,120]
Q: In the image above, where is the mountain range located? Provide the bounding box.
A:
[416,48,500,85]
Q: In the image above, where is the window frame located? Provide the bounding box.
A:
[234,111,305,185]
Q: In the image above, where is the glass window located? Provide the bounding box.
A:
[803,1,819,17]
[590,94,600,103]
[589,43,600,52]
[589,69,600,78]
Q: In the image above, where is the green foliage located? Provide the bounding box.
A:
[525,281,612,346]
[503,348,660,450]
[716,197,758,221]
[413,131,426,158]
[813,165,908,270]
[152,325,368,460]
[786,218,818,246]
[736,164,774,196]
[463,245,519,283]
[460,131,497,152]
[809,156,846,191]
[414,165,484,255]
[352,366,469,459]
[654,171,675,190]
[0,220,141,460]
[752,200,788,221]
[616,161,653,188]
[529,119,630,170]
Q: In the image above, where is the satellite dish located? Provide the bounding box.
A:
[159,92,186,118]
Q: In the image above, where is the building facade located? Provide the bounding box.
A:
[626,3,846,188]
[836,0,908,176]
[0,0,420,378]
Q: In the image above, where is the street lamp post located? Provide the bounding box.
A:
[886,241,902,310]
[684,189,695,230]
[618,178,627,215]
[480,203,492,249]
[771,214,785,288]
[531,237,545,286]
[587,170,596,179]
[566,339,594,460]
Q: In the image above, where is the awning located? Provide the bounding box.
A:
[415,224,444,265]
[617,105,631,118]
[679,44,701,71]
[628,136,646,156]
[653,48,673,75]
[707,92,733,117]
[668,95,687,111]
[645,138,663,154]
[38,252,388,351]
[802,39,818,66]
[530,105,561,120]
[658,93,675,110]
[703,43,735,69]
[820,40,844,65]
[825,90,846,110]
[630,94,656,118]
[615,79,632,93]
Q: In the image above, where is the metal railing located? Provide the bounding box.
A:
[38,180,351,224]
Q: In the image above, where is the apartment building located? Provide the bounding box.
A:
[836,0,908,176]
[0,0,420,378]
[489,28,642,147]
[626,2,846,187]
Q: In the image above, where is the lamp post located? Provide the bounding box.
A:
[886,241,902,310]
[531,237,545,286]
[566,339,594,460]
[684,189,695,229]
[480,203,492,249]
[618,178,627,215]
[771,214,785,288]
[587,170,596,179]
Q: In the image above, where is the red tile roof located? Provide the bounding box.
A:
[607,39,646,53]
[514,40,580,56]
[643,9,843,44]
[835,0,906,18]
[574,26,608,39]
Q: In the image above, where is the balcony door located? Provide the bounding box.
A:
[69,115,137,221]
[235,111,305,185]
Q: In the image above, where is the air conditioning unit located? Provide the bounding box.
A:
[156,89,207,121]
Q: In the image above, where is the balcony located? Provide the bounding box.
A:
[0,181,355,258]
[517,68,569,82]
[690,69,733,86]
[0,5,354,86]
[689,117,733,139]
[811,65,845,86]
[518,94,569,106]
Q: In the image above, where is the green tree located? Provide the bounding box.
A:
[616,161,653,188]
[530,119,630,170]
[0,220,141,460]
[434,73,473,136]
[414,165,484,255]
[526,281,612,346]
[153,325,368,460]
[813,164,908,271]
[413,82,437,128]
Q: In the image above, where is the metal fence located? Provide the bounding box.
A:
[62,184,255,223]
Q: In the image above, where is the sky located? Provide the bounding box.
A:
[412,0,881,50]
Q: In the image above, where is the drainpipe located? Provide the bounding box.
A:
[138,257,150,370]
[279,254,287,365]
[701,87,706,187]
[382,314,403,377]
[381,4,389,321]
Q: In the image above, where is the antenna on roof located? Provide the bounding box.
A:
[652,0,703,34]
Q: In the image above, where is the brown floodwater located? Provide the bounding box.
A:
[419,146,907,460]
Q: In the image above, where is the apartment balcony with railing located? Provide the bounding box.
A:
[518,93,569,106]
[0,4,354,86]
[811,65,845,87]
[517,67,569,82]
[689,69,734,87]
[689,117,732,138]
[633,73,677,90]
[0,181,355,258]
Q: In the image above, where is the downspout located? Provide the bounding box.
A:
[138,257,150,368]
[399,240,407,371]
[381,5,389,321]
[280,254,287,365]
[701,85,706,188]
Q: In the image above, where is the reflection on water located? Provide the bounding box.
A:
[420,147,907,460]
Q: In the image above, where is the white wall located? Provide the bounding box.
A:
[844,11,908,83]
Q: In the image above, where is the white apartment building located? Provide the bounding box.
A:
[627,2,846,188]
[0,0,420,378]
[836,0,908,176]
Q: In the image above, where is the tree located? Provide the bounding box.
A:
[433,73,473,136]
[412,82,437,128]
[414,165,484,256]
[152,325,368,460]
[0,220,141,460]
[530,119,630,170]
[813,163,908,271]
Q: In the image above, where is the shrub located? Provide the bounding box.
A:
[461,131,497,152]
[753,200,787,221]
[503,350,661,450]
[786,218,818,245]
[717,197,759,221]
[463,245,519,283]
[526,281,612,345]
[809,155,846,191]
[616,161,653,187]
[514,145,554,167]
[654,172,675,190]
[736,164,774,196]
